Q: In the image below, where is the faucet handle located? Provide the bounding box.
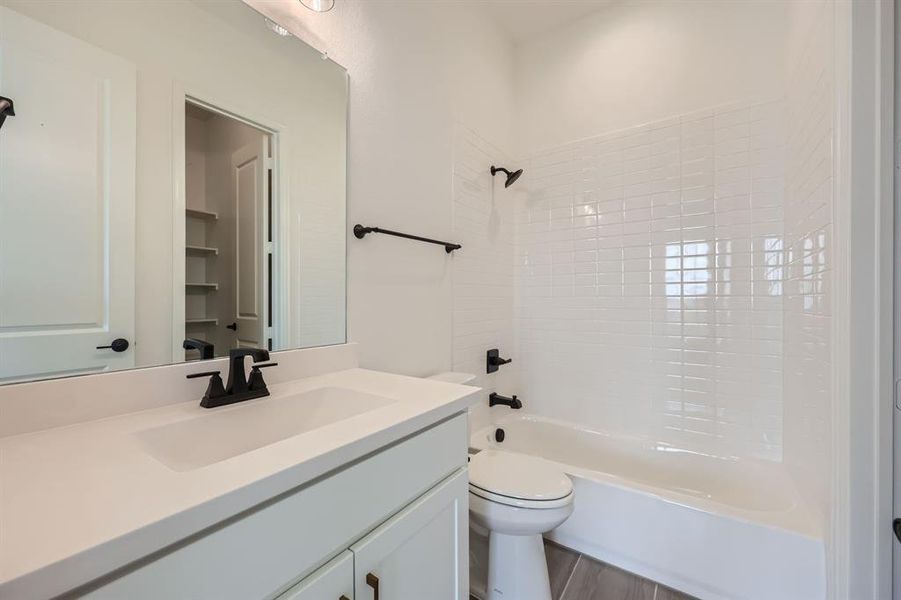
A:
[187,371,228,407]
[186,370,220,379]
[248,362,278,392]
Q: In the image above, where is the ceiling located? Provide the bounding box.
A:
[481,0,616,44]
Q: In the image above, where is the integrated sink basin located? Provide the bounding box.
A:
[136,386,398,471]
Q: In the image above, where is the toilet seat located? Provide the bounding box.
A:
[469,449,573,509]
[469,485,573,509]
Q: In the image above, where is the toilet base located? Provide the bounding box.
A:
[487,532,551,600]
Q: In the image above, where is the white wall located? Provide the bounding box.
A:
[248,0,515,376]
[514,0,786,154]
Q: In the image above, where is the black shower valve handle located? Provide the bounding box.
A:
[486,348,512,374]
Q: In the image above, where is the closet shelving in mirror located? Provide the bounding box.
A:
[185,208,218,221]
[185,318,218,325]
[185,282,218,291]
[186,245,219,256]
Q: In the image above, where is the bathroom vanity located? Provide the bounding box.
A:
[0,344,478,599]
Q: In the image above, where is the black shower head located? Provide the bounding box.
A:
[490,165,523,188]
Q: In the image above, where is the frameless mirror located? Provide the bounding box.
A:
[0,0,347,384]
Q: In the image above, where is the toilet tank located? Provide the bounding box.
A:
[427,372,477,385]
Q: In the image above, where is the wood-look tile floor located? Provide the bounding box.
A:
[471,540,699,600]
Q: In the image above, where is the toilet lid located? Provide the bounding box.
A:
[469,449,573,502]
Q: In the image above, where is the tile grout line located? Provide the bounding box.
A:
[558,554,581,600]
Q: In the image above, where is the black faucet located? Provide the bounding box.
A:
[489,392,522,409]
[186,348,278,408]
[183,337,214,360]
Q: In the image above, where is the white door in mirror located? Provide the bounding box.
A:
[232,139,269,350]
[0,7,135,382]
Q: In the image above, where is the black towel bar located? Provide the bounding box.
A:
[353,224,461,254]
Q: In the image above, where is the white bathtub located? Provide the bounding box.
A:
[470,414,826,600]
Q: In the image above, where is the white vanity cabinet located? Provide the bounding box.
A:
[277,551,354,600]
[352,470,468,600]
[277,469,468,600]
[77,415,468,600]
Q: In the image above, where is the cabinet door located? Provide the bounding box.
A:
[351,469,468,600]
[277,551,353,600]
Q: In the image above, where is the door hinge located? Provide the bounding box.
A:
[895,379,901,410]
[894,518,901,543]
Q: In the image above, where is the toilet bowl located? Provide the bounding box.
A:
[469,449,574,600]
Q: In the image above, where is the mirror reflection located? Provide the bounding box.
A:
[0,0,347,384]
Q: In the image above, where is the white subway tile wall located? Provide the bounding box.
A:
[452,125,517,433]
[515,99,787,460]
[782,0,833,511]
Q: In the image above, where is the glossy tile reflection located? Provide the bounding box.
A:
[516,99,787,461]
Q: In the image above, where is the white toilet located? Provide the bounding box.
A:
[468,449,575,600]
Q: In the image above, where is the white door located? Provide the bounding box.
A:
[277,551,353,600]
[0,7,136,382]
[232,140,268,350]
[351,470,469,600]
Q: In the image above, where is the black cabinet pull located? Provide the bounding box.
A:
[339,596,350,600]
[366,572,379,600]
[96,338,129,352]
[226,322,237,331]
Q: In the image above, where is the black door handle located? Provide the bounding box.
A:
[96,338,129,352]
[226,322,237,331]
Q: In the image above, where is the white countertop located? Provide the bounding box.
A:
[0,368,478,599]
